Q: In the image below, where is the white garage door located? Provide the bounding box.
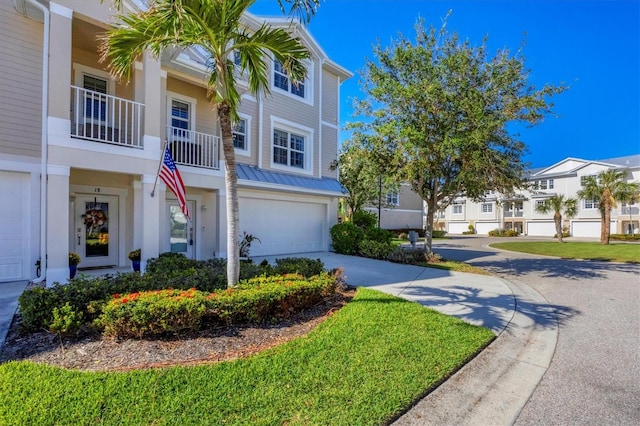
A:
[527,221,556,237]
[239,198,326,256]
[475,222,500,235]
[0,172,29,282]
[448,222,469,234]
[571,221,615,238]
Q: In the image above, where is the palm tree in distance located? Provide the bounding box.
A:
[535,194,578,243]
[578,169,640,245]
[101,0,310,285]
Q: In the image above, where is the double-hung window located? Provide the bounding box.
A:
[481,203,493,214]
[386,192,399,206]
[232,118,247,150]
[273,59,306,99]
[170,99,191,141]
[584,199,599,210]
[273,129,305,168]
[453,204,463,214]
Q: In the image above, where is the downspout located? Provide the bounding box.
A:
[26,0,50,284]
[318,58,324,178]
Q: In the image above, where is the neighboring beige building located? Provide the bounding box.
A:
[443,155,640,236]
[0,0,351,284]
[366,184,424,231]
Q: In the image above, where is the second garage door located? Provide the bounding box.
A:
[527,221,556,237]
[239,198,326,256]
[571,220,615,238]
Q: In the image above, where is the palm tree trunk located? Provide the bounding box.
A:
[218,104,240,286]
[603,203,612,245]
[554,212,563,243]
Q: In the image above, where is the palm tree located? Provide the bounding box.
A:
[535,194,578,243]
[578,169,640,245]
[101,0,309,285]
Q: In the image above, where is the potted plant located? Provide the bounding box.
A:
[68,252,81,279]
[128,249,141,272]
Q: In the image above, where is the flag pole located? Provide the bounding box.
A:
[151,139,168,197]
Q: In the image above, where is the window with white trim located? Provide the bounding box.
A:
[453,204,463,214]
[581,175,596,186]
[273,129,305,168]
[386,192,399,206]
[233,118,247,150]
[584,199,599,209]
[273,59,310,101]
[481,203,493,213]
[83,74,108,122]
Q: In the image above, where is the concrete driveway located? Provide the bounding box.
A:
[433,236,640,425]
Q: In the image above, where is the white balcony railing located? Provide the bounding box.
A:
[166,126,220,170]
[71,86,144,148]
[504,211,524,218]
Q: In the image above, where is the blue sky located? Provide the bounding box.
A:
[250,0,640,168]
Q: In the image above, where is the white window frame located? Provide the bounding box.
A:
[232,113,251,156]
[270,116,314,175]
[271,58,314,106]
[452,204,463,215]
[548,179,555,189]
[385,191,399,206]
[481,203,493,214]
[166,92,197,142]
[584,199,599,210]
[581,175,597,186]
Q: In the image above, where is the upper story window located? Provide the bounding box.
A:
[386,192,399,206]
[581,175,597,186]
[272,59,311,103]
[233,50,242,67]
[233,119,246,150]
[481,203,493,214]
[273,129,305,168]
[171,100,190,131]
[584,199,599,210]
[536,199,545,209]
[83,74,108,122]
[532,179,554,190]
[453,204,463,214]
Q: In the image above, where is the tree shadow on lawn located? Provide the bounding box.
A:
[398,284,579,333]
[471,256,640,281]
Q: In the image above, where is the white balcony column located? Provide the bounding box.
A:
[132,180,143,256]
[216,190,228,258]
[135,52,164,153]
[48,3,72,122]
[139,174,162,271]
[46,165,70,285]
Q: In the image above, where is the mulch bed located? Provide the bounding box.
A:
[0,287,355,372]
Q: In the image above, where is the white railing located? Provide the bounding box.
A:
[166,126,220,169]
[71,86,144,148]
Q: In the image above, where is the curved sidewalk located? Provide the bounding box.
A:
[260,252,558,425]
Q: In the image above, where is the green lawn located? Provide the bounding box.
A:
[490,241,640,263]
[420,260,492,275]
[0,288,494,425]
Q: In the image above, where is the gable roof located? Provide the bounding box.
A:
[528,154,640,179]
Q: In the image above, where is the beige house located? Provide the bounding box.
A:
[366,184,424,231]
[443,155,640,236]
[0,0,351,284]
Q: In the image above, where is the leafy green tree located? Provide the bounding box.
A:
[331,138,397,220]
[350,18,565,251]
[535,194,578,243]
[578,169,640,244]
[101,0,309,285]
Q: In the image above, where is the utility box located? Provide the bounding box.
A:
[409,230,418,248]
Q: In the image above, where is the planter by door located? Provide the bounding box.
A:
[132,260,141,272]
[69,265,77,279]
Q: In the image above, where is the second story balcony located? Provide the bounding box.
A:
[71,86,145,148]
[166,126,220,170]
[504,210,524,218]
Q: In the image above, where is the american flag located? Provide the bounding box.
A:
[159,146,190,219]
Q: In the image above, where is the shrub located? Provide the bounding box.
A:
[462,224,476,235]
[49,302,83,335]
[424,251,443,263]
[365,227,392,244]
[352,210,377,230]
[358,240,394,260]
[488,229,519,237]
[18,287,60,332]
[330,222,364,255]
[97,274,337,339]
[272,257,324,277]
[387,247,427,264]
[398,232,408,240]
[431,230,447,239]
[98,288,208,339]
[610,233,640,241]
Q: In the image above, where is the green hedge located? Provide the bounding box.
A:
[610,233,640,241]
[18,255,325,334]
[97,274,337,339]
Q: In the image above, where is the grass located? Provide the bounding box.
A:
[490,241,640,263]
[420,260,492,275]
[0,288,494,425]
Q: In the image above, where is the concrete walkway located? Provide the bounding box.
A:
[257,252,558,425]
[0,280,28,348]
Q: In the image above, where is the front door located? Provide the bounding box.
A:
[168,201,195,259]
[75,195,118,268]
